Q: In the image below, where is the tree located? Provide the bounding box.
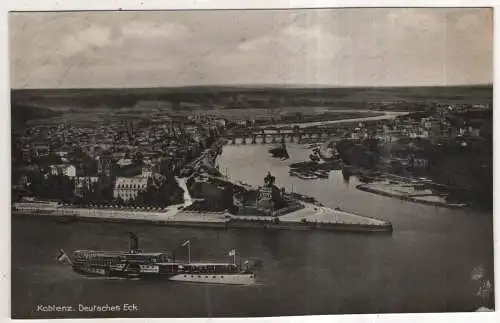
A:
[221,185,236,211]
[133,152,144,166]
[99,185,114,202]
[34,152,61,166]
[133,192,146,207]
[264,172,276,186]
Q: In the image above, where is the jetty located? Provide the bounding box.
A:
[357,182,467,208]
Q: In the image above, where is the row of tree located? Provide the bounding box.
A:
[336,139,381,169]
[15,170,186,208]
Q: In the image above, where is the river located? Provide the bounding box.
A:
[11,144,494,318]
[258,111,408,129]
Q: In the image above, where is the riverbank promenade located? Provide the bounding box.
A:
[12,199,392,232]
[279,202,389,226]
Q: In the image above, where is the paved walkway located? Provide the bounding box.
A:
[175,176,193,208]
[13,200,390,227]
[279,202,389,226]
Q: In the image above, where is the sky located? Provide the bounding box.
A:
[9,8,493,89]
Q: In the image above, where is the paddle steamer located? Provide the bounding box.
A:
[57,234,257,285]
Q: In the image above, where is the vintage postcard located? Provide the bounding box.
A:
[9,7,493,319]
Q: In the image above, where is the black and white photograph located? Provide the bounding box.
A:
[9,7,494,319]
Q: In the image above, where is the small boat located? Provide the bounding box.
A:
[289,169,318,180]
[312,170,329,179]
[296,172,318,180]
[358,175,374,183]
[269,143,289,159]
[56,234,257,285]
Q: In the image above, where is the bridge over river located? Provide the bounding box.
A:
[221,110,408,145]
[222,128,344,145]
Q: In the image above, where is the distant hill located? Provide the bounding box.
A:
[10,84,493,111]
[11,103,61,123]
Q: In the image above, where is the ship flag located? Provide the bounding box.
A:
[182,240,191,263]
[56,249,72,265]
[228,249,236,257]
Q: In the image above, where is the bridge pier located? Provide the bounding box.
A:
[226,128,339,146]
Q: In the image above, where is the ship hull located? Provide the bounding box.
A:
[72,265,256,285]
[168,273,255,285]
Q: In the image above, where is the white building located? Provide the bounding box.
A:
[141,165,153,178]
[117,158,133,167]
[235,119,247,126]
[215,118,226,127]
[49,164,76,178]
[54,150,70,157]
[421,118,433,129]
[113,177,149,201]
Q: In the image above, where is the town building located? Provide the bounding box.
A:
[21,148,32,163]
[117,158,133,167]
[54,149,70,157]
[74,176,99,197]
[33,144,50,157]
[49,164,76,178]
[141,165,154,178]
[113,177,149,201]
[97,155,113,177]
[17,175,30,189]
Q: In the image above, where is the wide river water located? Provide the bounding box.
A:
[11,144,494,318]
